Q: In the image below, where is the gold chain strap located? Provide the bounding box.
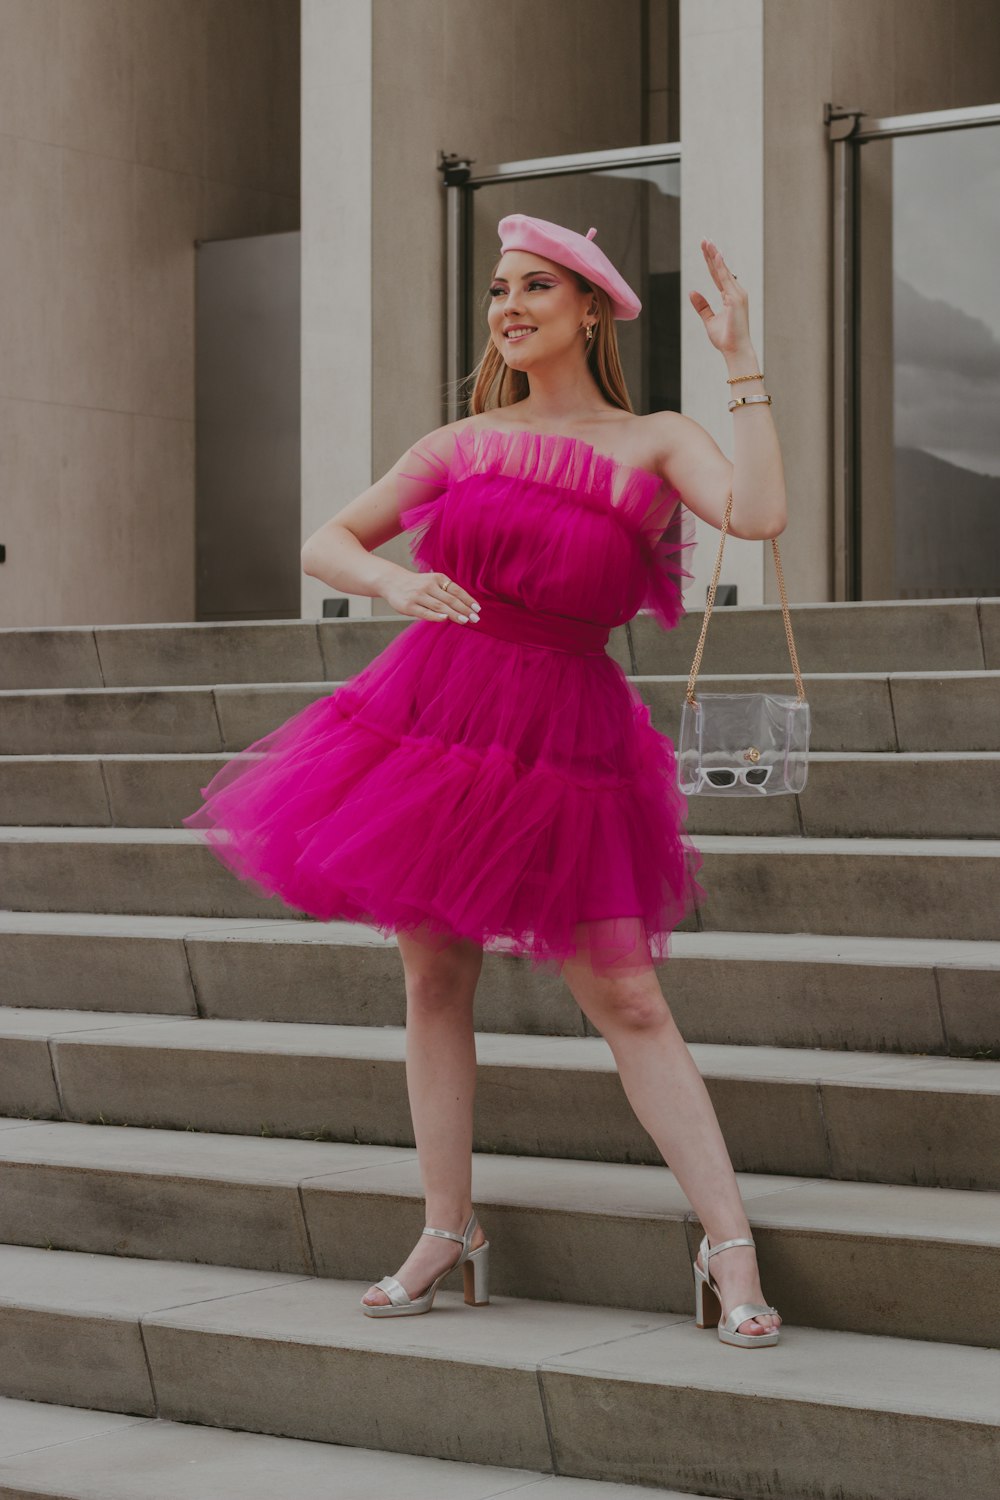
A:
[685,491,806,706]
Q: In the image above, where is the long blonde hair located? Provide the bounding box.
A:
[467,276,634,415]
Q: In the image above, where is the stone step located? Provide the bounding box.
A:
[636,669,1000,753]
[0,1115,994,1346]
[3,828,999,942]
[0,1394,692,1500]
[2,1009,997,1189]
[6,749,1000,840]
[3,669,1000,755]
[0,1243,994,1498]
[2,913,997,1058]
[626,596,1000,677]
[1,598,997,690]
[0,619,395,692]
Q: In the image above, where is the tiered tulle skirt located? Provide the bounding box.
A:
[182,614,707,975]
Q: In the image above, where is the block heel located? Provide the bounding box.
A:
[361,1211,489,1317]
[462,1240,490,1305]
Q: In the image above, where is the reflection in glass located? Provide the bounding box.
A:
[858,124,1000,599]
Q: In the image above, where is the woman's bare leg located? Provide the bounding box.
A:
[362,924,487,1306]
[560,932,781,1335]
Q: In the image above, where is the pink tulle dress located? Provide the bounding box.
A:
[182,425,708,974]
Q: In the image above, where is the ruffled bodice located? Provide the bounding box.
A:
[398,425,696,636]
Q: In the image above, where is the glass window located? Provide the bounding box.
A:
[857,123,1000,599]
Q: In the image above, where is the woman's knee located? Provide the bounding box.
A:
[569,969,676,1037]
[398,927,483,1015]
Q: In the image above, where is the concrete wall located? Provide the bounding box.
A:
[644,0,680,145]
[0,0,299,629]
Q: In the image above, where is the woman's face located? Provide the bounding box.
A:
[487,250,593,369]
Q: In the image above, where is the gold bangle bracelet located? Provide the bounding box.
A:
[728,393,772,412]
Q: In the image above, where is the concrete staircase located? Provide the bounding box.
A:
[0,598,998,1500]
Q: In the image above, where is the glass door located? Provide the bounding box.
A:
[833,104,1000,599]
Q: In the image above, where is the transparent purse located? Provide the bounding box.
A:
[676,491,810,797]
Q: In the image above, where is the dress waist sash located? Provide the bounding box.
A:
[469,598,610,656]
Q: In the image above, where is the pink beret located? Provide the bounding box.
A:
[497,214,641,321]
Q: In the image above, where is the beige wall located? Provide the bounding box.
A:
[0,0,299,629]
[644,0,680,145]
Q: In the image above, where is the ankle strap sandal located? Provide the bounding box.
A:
[692,1233,781,1348]
[361,1210,491,1318]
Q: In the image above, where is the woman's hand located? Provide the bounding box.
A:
[382,568,482,625]
[689,239,752,357]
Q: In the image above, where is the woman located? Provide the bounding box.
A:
[183,215,786,1346]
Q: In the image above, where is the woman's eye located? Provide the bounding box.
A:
[488,281,553,298]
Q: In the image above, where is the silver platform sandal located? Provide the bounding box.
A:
[361,1210,490,1318]
[693,1233,781,1347]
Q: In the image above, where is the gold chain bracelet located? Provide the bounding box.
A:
[726,370,764,384]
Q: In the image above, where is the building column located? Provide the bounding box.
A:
[300,0,373,619]
[680,0,767,607]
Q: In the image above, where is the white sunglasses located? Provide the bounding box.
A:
[696,764,773,789]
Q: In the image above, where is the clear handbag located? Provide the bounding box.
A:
[676,491,810,797]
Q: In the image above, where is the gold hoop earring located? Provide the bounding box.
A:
[585,324,595,342]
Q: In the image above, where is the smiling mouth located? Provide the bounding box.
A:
[504,327,537,342]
